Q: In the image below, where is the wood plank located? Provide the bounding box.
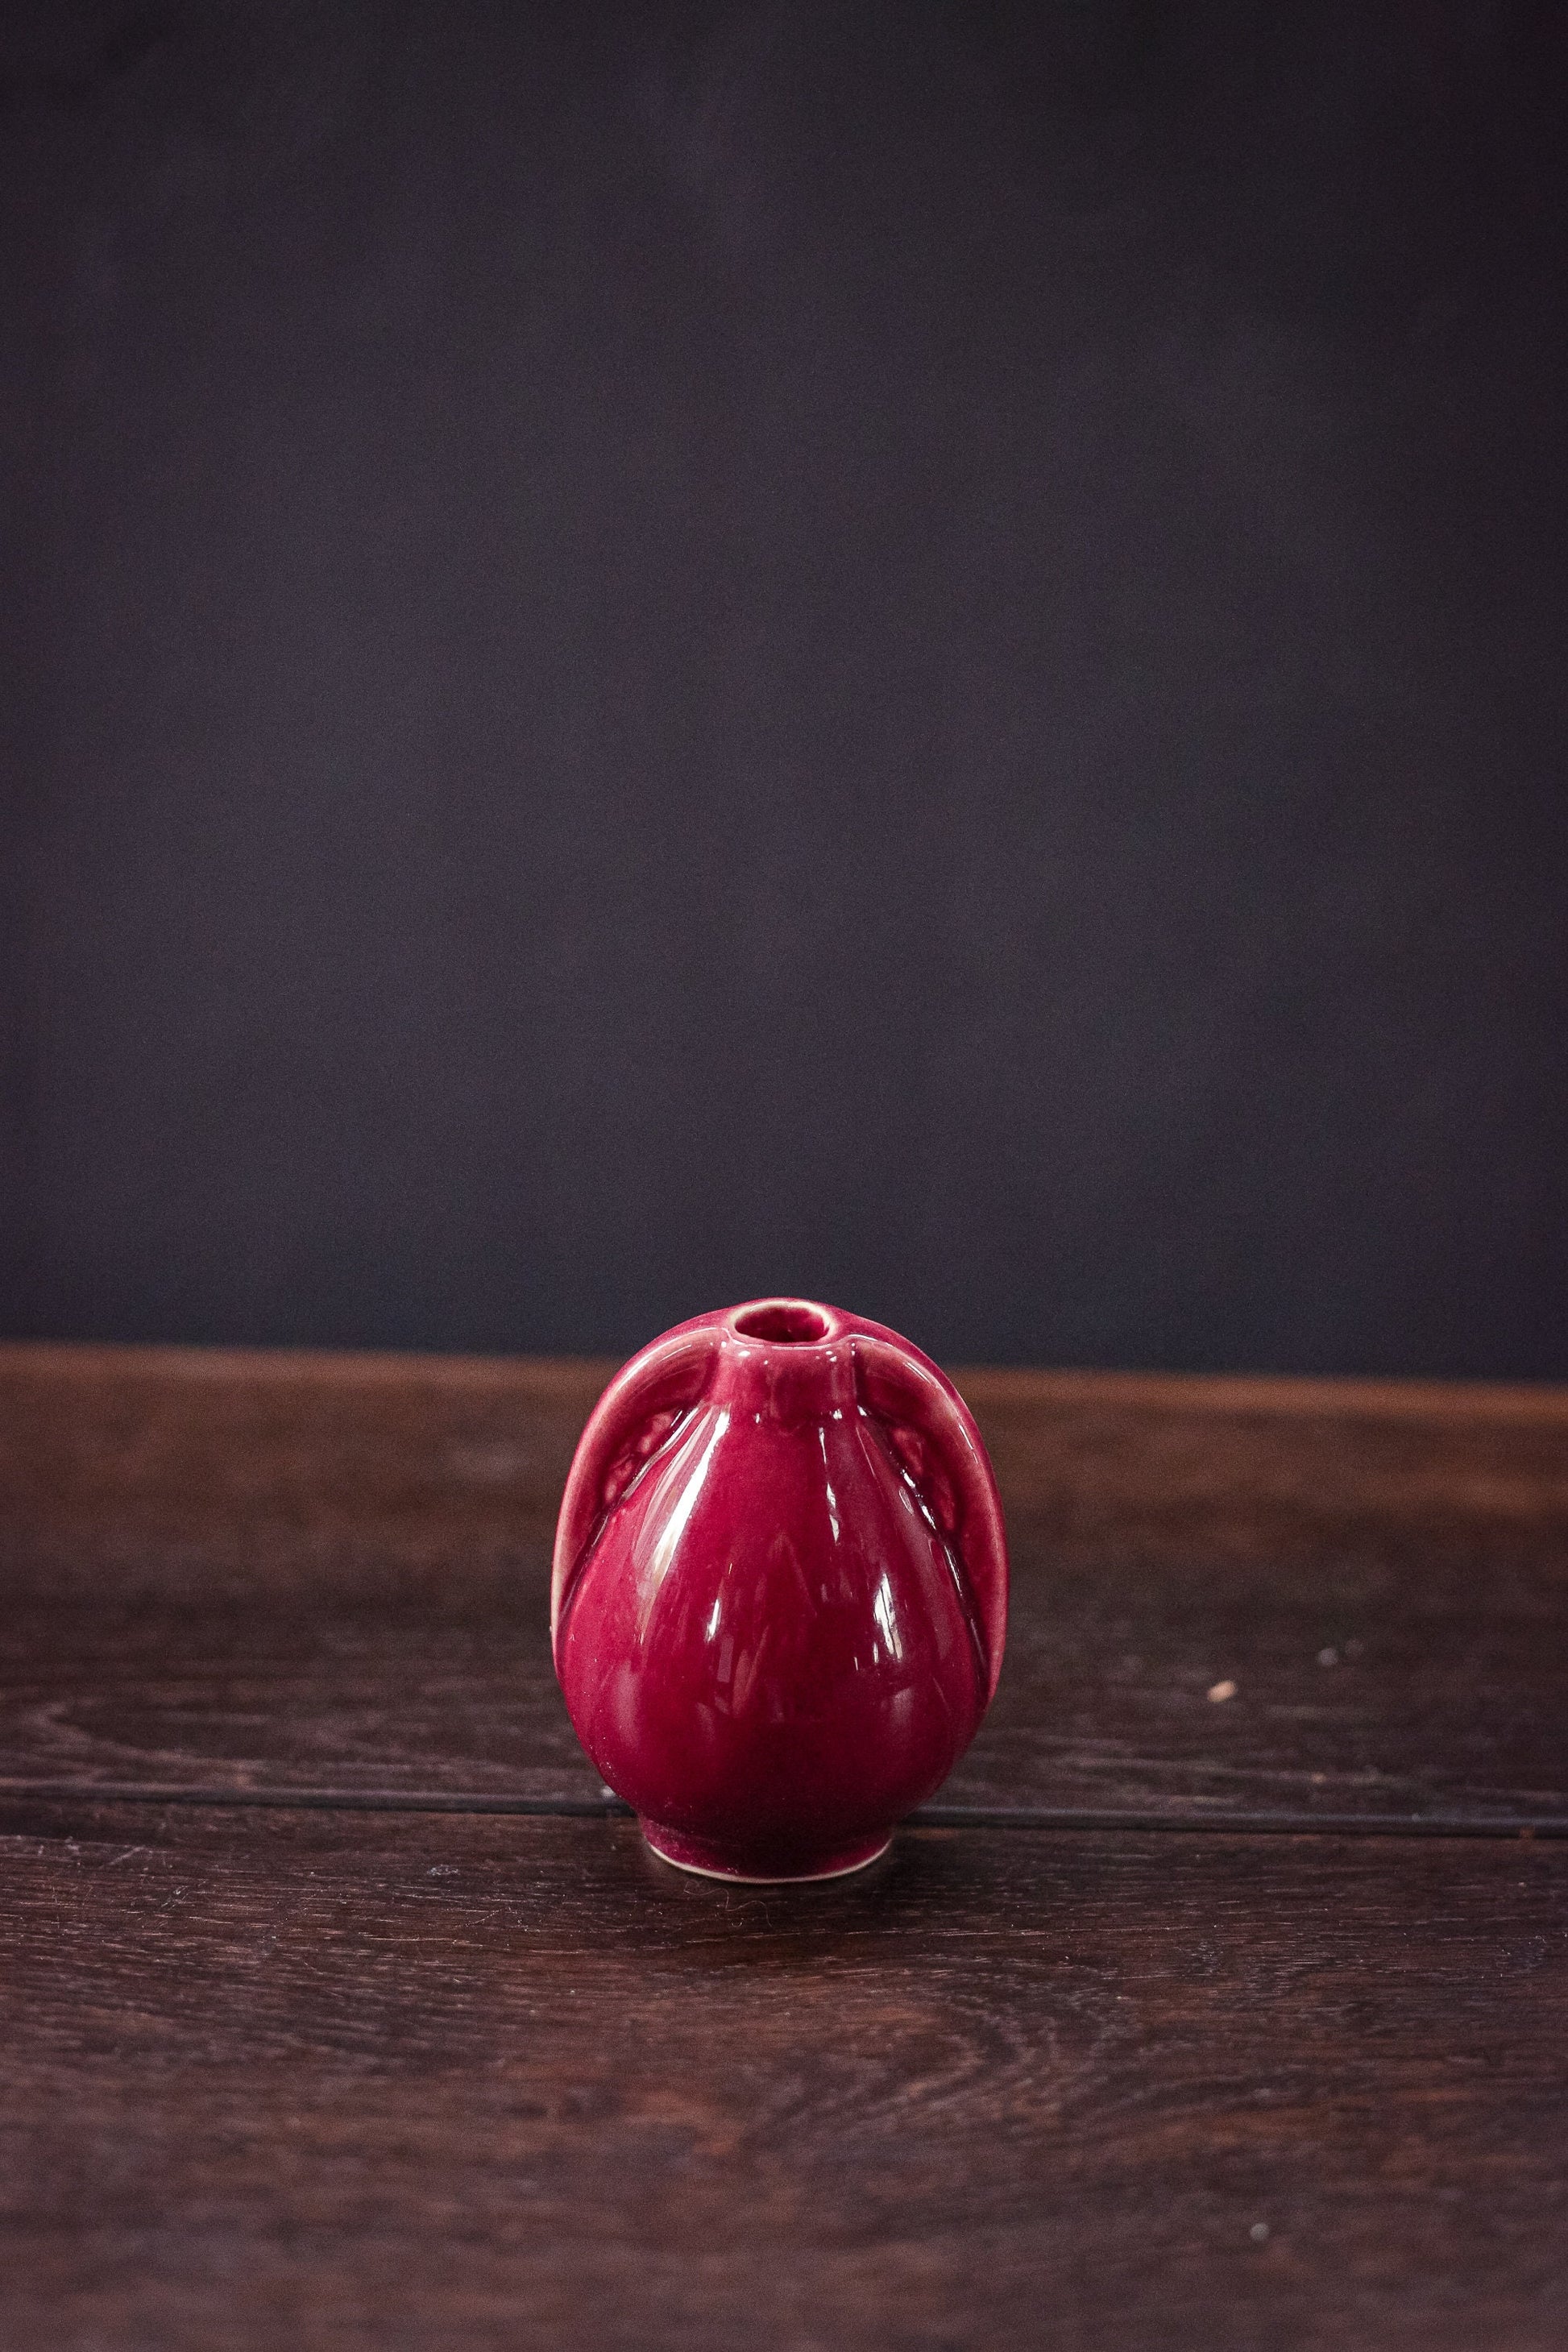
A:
[0,1798,1563,2351]
[965,1364,1568,1566]
[961,1539,1568,1824]
[8,1343,1568,1574]
[3,1343,1566,1824]
[0,1342,611,1583]
[2,1532,1566,1827]
[0,1561,595,1807]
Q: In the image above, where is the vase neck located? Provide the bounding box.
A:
[710,1321,857,1429]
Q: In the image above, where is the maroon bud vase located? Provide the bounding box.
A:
[551,1297,1008,1881]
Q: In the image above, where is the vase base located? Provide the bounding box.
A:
[639,1821,893,1883]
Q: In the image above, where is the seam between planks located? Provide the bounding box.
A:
[0,1779,1562,1838]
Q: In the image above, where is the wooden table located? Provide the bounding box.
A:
[2,1344,1565,2349]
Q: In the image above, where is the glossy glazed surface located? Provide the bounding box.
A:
[552,1299,1008,1879]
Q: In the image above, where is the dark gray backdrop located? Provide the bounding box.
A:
[2,2,1565,1373]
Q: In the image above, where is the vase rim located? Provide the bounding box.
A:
[726,1297,838,1348]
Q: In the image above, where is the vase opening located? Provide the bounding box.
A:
[732,1300,832,1346]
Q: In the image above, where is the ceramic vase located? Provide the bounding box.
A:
[551,1297,1007,1881]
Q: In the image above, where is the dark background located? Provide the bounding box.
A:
[1,1,1564,1375]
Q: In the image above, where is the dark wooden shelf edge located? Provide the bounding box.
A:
[0,1777,1562,1838]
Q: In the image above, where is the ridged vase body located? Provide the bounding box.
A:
[551,1299,1008,1881]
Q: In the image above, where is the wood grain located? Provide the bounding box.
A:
[3,1346,1567,2347]
[2,1345,1566,1825]
[964,1364,1568,1568]
[2,1533,1566,1827]
[7,1344,1568,1575]
[0,1798,1564,2352]
[0,1343,610,1587]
